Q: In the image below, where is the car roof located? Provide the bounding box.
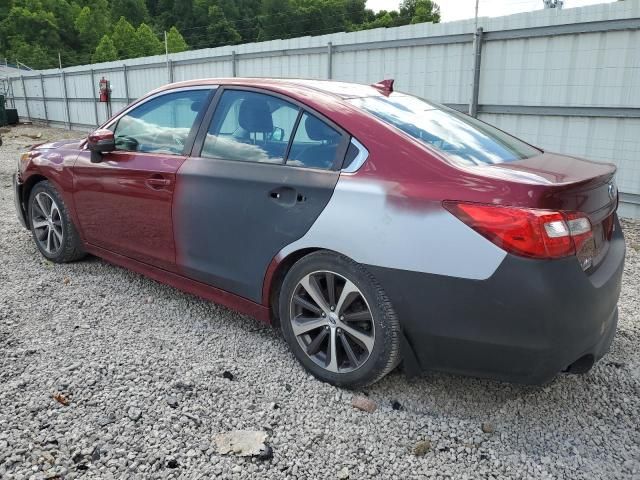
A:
[275,79,386,99]
[155,77,386,100]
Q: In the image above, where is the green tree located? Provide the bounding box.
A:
[0,4,64,69]
[0,0,438,69]
[343,0,367,27]
[5,39,53,69]
[0,1,10,21]
[206,5,241,46]
[92,34,118,63]
[111,0,149,26]
[228,0,262,42]
[257,0,292,41]
[136,22,163,56]
[155,0,198,40]
[41,0,81,48]
[400,0,440,24]
[112,16,142,58]
[166,26,188,53]
[74,0,111,50]
[1,6,61,48]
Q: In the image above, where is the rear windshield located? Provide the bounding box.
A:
[348,94,540,165]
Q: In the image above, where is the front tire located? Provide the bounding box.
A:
[279,251,400,388]
[28,181,85,263]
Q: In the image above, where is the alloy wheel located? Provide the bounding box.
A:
[289,270,375,373]
[31,192,64,255]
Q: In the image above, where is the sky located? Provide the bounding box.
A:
[366,0,618,22]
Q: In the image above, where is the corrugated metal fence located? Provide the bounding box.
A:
[3,1,640,217]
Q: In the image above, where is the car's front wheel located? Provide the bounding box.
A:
[28,180,85,263]
[279,251,400,388]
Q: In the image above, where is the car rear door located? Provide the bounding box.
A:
[173,87,350,302]
[73,87,214,271]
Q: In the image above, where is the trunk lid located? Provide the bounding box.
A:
[487,152,617,217]
[487,152,618,270]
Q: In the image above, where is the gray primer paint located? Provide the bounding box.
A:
[280,176,507,280]
[174,157,339,302]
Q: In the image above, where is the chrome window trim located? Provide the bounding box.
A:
[342,137,369,173]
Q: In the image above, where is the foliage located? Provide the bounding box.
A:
[112,16,142,59]
[111,0,149,25]
[400,0,441,24]
[92,34,118,63]
[206,5,242,46]
[136,22,164,56]
[0,0,440,69]
[166,26,188,53]
[75,0,111,49]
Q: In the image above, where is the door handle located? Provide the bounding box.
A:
[145,175,171,190]
[269,187,305,207]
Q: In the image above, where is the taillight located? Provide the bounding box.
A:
[444,202,593,267]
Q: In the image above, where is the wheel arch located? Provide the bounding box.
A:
[264,247,322,327]
[21,174,48,223]
[263,247,423,377]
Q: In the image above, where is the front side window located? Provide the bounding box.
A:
[348,94,540,166]
[202,90,300,164]
[114,89,211,154]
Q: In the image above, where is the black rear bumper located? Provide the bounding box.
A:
[13,172,28,229]
[368,215,625,384]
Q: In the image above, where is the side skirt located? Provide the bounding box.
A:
[85,244,271,323]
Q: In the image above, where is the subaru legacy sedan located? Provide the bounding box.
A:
[13,78,624,387]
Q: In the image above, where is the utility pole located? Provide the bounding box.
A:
[164,31,171,83]
[474,0,479,32]
[164,31,169,60]
[58,52,62,69]
[469,0,481,116]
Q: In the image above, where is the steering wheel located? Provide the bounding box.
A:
[115,135,139,151]
[147,130,185,154]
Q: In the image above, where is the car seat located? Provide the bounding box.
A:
[296,115,341,169]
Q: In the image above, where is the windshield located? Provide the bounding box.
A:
[348,94,540,166]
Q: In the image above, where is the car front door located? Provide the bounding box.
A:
[173,87,350,302]
[73,87,214,271]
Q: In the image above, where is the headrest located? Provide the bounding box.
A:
[238,98,273,133]
[305,115,339,142]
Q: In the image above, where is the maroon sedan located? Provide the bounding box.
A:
[13,78,624,387]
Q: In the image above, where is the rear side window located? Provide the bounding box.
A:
[287,113,342,170]
[202,90,300,164]
[114,89,210,154]
[348,94,540,166]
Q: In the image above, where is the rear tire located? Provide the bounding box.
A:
[279,251,400,388]
[28,180,85,263]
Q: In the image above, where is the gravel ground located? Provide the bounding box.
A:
[1,124,639,480]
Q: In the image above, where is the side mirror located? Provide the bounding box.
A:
[87,129,115,163]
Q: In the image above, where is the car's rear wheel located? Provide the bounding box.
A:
[279,251,400,388]
[28,181,85,263]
